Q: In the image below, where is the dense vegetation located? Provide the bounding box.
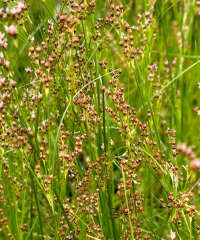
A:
[1,0,200,239]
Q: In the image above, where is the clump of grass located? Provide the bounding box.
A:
[0,0,200,239]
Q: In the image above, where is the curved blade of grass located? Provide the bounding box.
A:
[139,60,200,111]
[153,60,200,101]
[73,68,120,101]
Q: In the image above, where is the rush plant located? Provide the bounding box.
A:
[0,0,200,239]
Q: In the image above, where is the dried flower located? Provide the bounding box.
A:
[190,159,200,170]
[5,25,18,37]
